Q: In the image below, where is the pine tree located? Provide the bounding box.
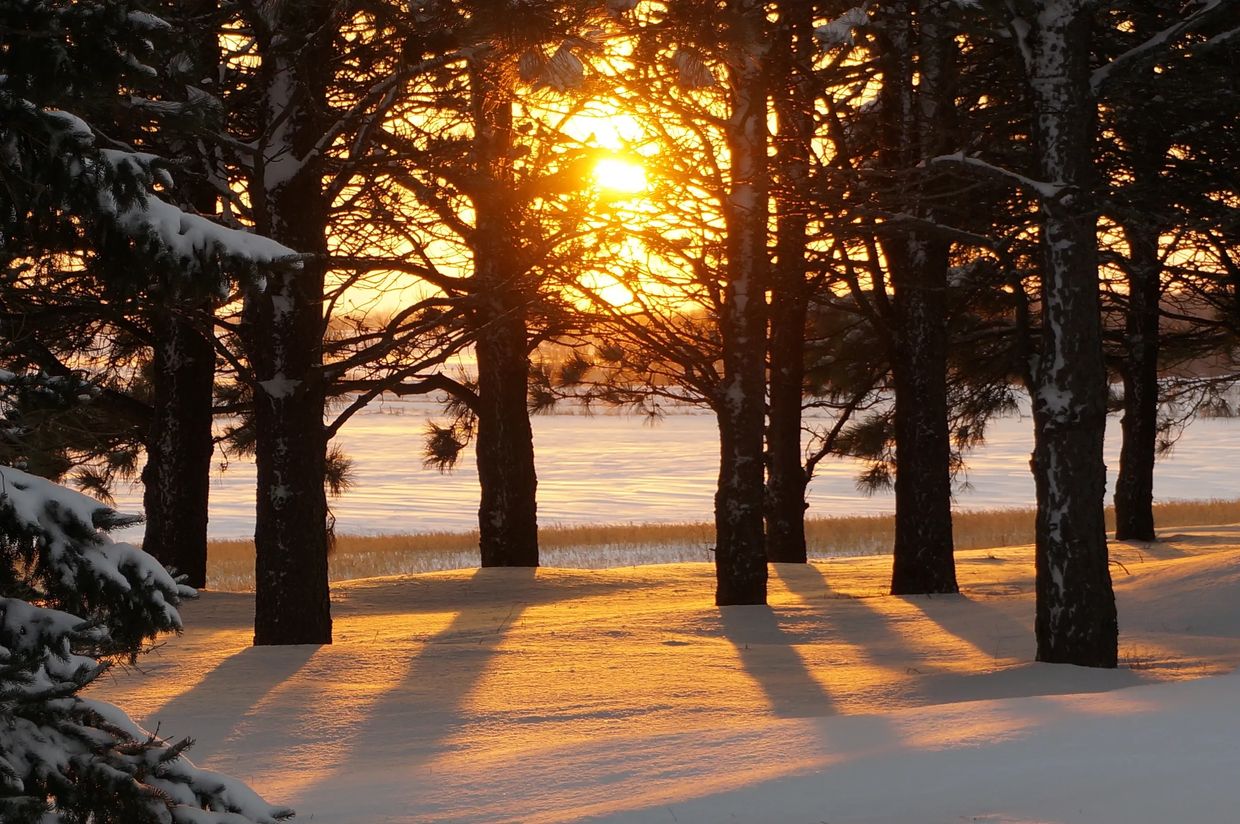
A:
[1098,0,1240,542]
[387,0,640,568]
[0,465,291,822]
[235,0,339,646]
[765,0,816,564]
[544,0,774,604]
[710,0,772,606]
[135,0,228,590]
[1012,0,1116,667]
[1,0,299,601]
[873,0,960,595]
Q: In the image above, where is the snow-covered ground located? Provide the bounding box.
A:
[109,398,1240,540]
[90,526,1240,822]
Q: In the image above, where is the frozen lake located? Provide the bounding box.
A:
[112,397,1240,539]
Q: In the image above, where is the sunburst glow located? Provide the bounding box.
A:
[577,271,635,307]
[592,157,647,195]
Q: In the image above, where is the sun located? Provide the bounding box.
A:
[592,157,647,195]
[577,271,635,308]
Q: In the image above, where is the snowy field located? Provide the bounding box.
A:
[90,526,1240,823]
[108,398,1240,540]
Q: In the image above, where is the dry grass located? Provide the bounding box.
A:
[203,498,1240,591]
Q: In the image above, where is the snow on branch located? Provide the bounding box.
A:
[0,465,183,631]
[0,465,294,822]
[1002,0,1035,73]
[1091,0,1235,94]
[816,5,871,47]
[40,107,302,269]
[1201,24,1240,49]
[926,152,1065,200]
[114,192,301,267]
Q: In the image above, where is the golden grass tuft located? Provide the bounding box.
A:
[203,498,1240,591]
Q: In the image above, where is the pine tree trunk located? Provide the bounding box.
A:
[140,0,219,591]
[889,237,957,594]
[469,61,539,568]
[715,0,769,606]
[248,270,332,646]
[474,301,538,567]
[765,0,813,564]
[1114,222,1160,541]
[141,311,214,589]
[881,0,957,595]
[1027,2,1117,667]
[246,5,334,646]
[1112,34,1167,544]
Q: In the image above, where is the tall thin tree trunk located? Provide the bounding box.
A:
[1112,28,1167,544]
[246,3,334,645]
[766,0,814,564]
[141,311,214,589]
[715,0,769,606]
[247,270,332,646]
[1027,2,1117,667]
[469,61,539,568]
[881,0,958,595]
[140,0,219,590]
[1114,221,1160,541]
[888,241,957,594]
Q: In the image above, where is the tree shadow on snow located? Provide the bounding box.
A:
[773,563,926,663]
[718,604,837,718]
[286,566,625,813]
[898,591,1032,664]
[142,644,320,758]
[329,563,638,619]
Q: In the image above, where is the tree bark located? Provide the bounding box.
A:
[245,3,334,645]
[1026,2,1117,667]
[1114,221,1160,541]
[888,239,957,594]
[139,0,219,591]
[141,311,214,589]
[881,0,958,595]
[715,0,769,605]
[469,61,539,568]
[766,0,814,564]
[1112,22,1168,545]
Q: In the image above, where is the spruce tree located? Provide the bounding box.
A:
[0,465,292,822]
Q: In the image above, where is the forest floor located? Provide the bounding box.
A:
[92,524,1240,823]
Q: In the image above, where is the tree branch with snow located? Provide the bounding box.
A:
[0,466,293,822]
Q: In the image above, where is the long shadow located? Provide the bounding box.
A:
[143,644,319,758]
[773,562,832,605]
[898,590,1032,664]
[776,563,1039,699]
[718,604,837,718]
[779,560,1029,662]
[774,563,919,662]
[1130,533,1214,555]
[773,562,1146,717]
[330,563,639,620]
[332,568,541,748]
[284,566,619,816]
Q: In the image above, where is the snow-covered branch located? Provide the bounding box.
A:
[33,107,303,269]
[1091,0,1236,94]
[1003,0,1034,73]
[112,192,301,267]
[0,466,294,822]
[926,152,1065,200]
[816,5,871,48]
